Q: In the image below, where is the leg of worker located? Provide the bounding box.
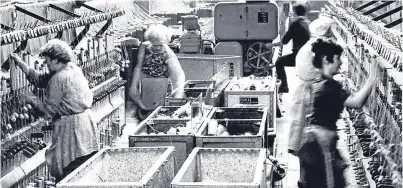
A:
[56,151,97,183]
[275,52,297,93]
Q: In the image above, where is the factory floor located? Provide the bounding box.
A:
[117,42,356,188]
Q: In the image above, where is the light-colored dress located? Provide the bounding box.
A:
[26,62,99,178]
[288,38,321,152]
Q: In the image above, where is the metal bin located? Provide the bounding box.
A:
[57,147,175,188]
[171,147,266,188]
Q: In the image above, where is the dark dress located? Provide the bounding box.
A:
[297,76,350,188]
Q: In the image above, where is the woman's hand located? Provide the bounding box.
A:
[368,57,381,82]
[129,92,152,111]
[10,53,24,65]
[21,93,38,106]
[10,53,30,73]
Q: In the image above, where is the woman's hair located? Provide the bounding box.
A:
[311,39,343,68]
[144,24,172,44]
[293,3,308,16]
[39,39,74,64]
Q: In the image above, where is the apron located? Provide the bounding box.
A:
[45,109,98,178]
[136,45,173,121]
[137,73,170,121]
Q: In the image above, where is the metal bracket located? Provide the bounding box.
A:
[384,18,402,28]
[96,19,112,37]
[49,4,81,17]
[373,6,402,21]
[363,1,395,15]
[1,41,28,71]
[70,24,91,48]
[48,4,82,40]
[76,1,104,13]
[1,23,15,31]
[14,5,51,23]
[356,1,378,11]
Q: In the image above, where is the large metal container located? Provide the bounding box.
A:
[204,107,270,146]
[166,80,229,106]
[57,147,175,188]
[195,119,265,148]
[129,119,201,174]
[171,147,266,188]
[177,54,243,80]
[224,76,276,130]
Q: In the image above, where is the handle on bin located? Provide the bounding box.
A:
[233,104,265,108]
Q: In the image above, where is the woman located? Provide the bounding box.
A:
[129,24,185,121]
[297,39,379,188]
[10,39,99,182]
[288,15,336,154]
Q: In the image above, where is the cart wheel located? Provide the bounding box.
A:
[246,42,274,69]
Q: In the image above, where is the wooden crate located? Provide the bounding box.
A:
[57,147,175,188]
[171,147,266,188]
[195,119,265,148]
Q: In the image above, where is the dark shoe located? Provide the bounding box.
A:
[279,86,289,93]
[297,181,306,188]
[276,105,283,118]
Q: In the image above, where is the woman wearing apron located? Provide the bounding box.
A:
[288,15,336,155]
[297,39,379,188]
[130,24,186,121]
[10,39,99,182]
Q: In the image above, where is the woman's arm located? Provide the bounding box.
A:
[344,58,379,108]
[10,53,50,88]
[129,43,145,101]
[166,48,185,98]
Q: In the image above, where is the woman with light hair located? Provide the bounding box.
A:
[10,39,99,182]
[288,15,337,155]
[129,24,185,121]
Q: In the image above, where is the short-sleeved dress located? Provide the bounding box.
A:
[297,76,350,188]
[26,63,99,179]
[137,43,174,120]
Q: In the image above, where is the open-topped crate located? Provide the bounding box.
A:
[165,80,230,106]
[147,106,192,122]
[195,119,265,148]
[129,118,202,174]
[171,147,266,188]
[57,147,175,188]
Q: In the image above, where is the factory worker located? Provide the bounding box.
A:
[10,39,99,182]
[288,14,336,154]
[265,3,311,93]
[297,39,380,188]
[129,24,186,121]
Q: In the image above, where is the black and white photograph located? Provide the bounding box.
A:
[0,0,402,187]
